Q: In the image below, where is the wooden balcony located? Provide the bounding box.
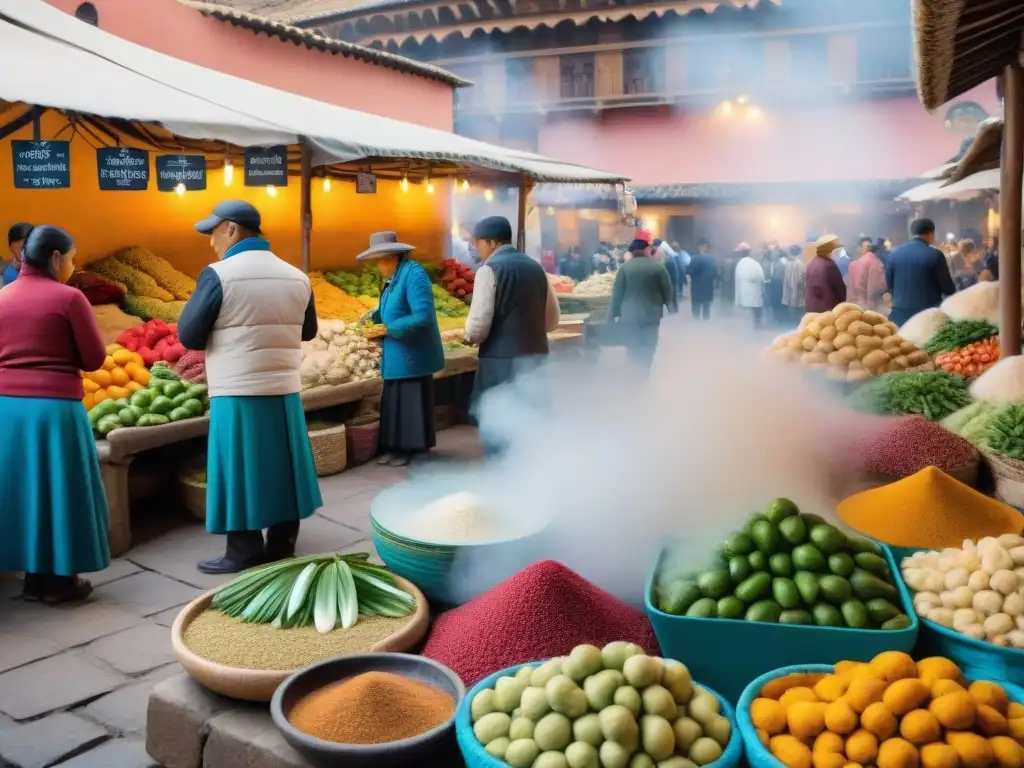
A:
[448,29,916,116]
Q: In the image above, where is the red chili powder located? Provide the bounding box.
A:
[422,560,660,686]
[850,415,978,476]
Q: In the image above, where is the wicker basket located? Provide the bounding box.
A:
[308,422,347,477]
[179,475,207,521]
[981,448,1024,508]
[345,415,380,466]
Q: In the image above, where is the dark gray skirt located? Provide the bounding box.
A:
[379,375,436,454]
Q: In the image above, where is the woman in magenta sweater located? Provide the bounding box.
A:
[0,225,110,603]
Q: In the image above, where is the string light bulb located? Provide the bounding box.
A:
[461,179,469,192]
[266,185,277,197]
[175,183,186,196]
[484,188,494,202]
[322,177,332,193]
[401,175,409,193]
[426,179,435,194]
[223,158,234,186]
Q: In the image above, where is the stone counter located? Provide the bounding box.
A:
[147,674,466,768]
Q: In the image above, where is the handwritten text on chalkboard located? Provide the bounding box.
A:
[12,141,71,189]
[156,155,207,192]
[97,147,149,191]
[244,146,288,187]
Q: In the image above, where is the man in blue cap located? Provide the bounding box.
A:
[178,200,323,574]
[463,215,560,435]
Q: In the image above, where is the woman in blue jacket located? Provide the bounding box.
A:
[359,232,444,467]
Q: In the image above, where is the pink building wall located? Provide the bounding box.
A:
[44,0,454,131]
[539,86,1000,186]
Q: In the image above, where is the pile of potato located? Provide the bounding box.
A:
[767,303,935,383]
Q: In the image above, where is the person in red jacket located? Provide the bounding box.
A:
[0,225,109,603]
[804,234,847,313]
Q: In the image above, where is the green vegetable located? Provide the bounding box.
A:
[866,598,903,625]
[211,553,414,632]
[168,406,191,422]
[657,582,700,615]
[983,405,1024,460]
[846,536,882,556]
[95,413,122,436]
[778,516,808,546]
[827,553,855,577]
[149,395,174,415]
[728,556,751,584]
[130,389,154,409]
[171,392,190,408]
[792,544,826,572]
[750,520,780,555]
[150,362,179,380]
[182,398,204,417]
[779,610,813,625]
[184,384,208,399]
[747,551,768,571]
[882,614,912,630]
[846,371,972,422]
[818,575,853,605]
[735,572,771,602]
[137,413,170,427]
[764,498,799,524]
[685,598,717,618]
[721,532,754,560]
[697,571,731,599]
[769,553,793,577]
[809,525,847,555]
[853,552,890,578]
[744,514,766,534]
[716,596,745,619]
[90,400,121,422]
[850,569,899,602]
[118,407,138,427]
[772,578,800,609]
[745,600,781,623]
[812,603,844,627]
[923,319,998,354]
[794,571,820,604]
[840,599,870,629]
[162,380,185,399]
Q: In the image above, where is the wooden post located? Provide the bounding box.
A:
[516,177,531,251]
[300,143,313,274]
[1000,63,1024,357]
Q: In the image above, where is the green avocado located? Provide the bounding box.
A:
[735,572,772,603]
[745,600,782,623]
[850,569,898,602]
[686,598,717,619]
[779,609,813,625]
[881,614,912,630]
[729,556,752,584]
[747,551,769,572]
[794,571,820,605]
[812,603,844,627]
[840,599,870,629]
[769,553,793,577]
[779,516,808,546]
[717,596,745,620]
[792,544,826,572]
[697,570,732,600]
[854,552,890,578]
[827,553,855,577]
[818,575,853,605]
[750,520,781,555]
[809,524,847,555]
[722,532,755,560]
[772,578,800,609]
[846,536,882,556]
[866,598,903,625]
[764,498,799,524]
[658,581,701,616]
[744,514,767,534]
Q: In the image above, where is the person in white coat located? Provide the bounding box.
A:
[733,243,766,328]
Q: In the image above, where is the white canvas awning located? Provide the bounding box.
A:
[899,168,1001,202]
[0,0,627,185]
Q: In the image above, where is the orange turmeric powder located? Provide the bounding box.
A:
[836,466,1022,548]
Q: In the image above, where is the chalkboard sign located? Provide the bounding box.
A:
[244,146,288,187]
[12,141,70,189]
[156,154,207,192]
[97,147,149,191]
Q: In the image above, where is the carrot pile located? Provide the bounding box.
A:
[935,338,1001,378]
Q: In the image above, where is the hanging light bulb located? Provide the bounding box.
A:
[322,177,332,193]
[484,188,494,202]
[175,183,186,196]
[461,179,470,193]
[223,158,234,186]
[266,185,277,197]
[426,179,435,194]
[401,175,409,193]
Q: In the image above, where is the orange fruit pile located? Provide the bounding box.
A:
[749,652,1024,768]
[82,344,151,410]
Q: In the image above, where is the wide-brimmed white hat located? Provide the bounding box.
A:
[356,231,415,261]
[815,234,842,256]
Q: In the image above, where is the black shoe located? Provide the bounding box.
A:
[197,556,263,575]
[40,576,93,605]
[22,573,45,602]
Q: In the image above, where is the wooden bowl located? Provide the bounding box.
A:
[171,574,430,702]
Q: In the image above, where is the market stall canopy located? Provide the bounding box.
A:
[0,0,627,185]
[947,118,1003,182]
[900,168,1001,202]
[913,0,1024,110]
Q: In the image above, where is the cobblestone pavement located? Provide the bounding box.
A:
[0,426,483,768]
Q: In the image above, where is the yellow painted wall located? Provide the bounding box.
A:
[0,115,449,277]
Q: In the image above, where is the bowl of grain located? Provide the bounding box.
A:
[271,652,465,768]
[369,481,548,606]
[170,575,430,702]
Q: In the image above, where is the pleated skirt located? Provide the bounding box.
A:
[206,394,322,534]
[379,375,436,454]
[0,396,110,575]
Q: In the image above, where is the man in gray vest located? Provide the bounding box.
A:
[179,200,322,574]
[463,215,560,408]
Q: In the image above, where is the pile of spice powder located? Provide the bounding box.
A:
[184,611,413,671]
[288,671,454,744]
[848,415,978,476]
[422,560,659,685]
[836,466,1023,548]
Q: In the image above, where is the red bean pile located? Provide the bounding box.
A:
[422,560,660,686]
[852,415,978,476]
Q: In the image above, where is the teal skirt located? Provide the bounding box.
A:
[0,396,110,575]
[206,394,322,534]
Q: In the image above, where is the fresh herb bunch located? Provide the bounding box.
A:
[923,320,998,355]
[983,405,1024,461]
[211,553,415,634]
[941,401,1001,445]
[847,371,972,422]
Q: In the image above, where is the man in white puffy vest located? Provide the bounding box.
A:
[179,200,323,574]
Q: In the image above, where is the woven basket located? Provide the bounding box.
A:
[179,475,207,521]
[308,423,347,477]
[345,415,380,466]
[981,448,1024,508]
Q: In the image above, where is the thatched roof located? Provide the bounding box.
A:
[947,117,1003,182]
[913,0,1024,110]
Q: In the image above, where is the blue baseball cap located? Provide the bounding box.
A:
[195,200,261,235]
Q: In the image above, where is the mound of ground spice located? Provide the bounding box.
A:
[422,560,659,686]
[836,466,1023,548]
[849,415,978,477]
[288,671,454,745]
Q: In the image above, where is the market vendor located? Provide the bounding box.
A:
[0,225,109,603]
[179,200,322,575]
[358,231,444,468]
[3,222,32,285]
[464,215,560,406]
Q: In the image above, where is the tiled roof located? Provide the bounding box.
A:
[178,1,469,85]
